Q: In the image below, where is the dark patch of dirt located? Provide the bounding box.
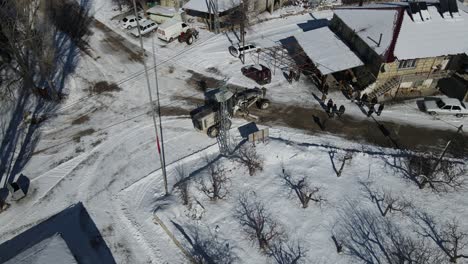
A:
[73,128,96,142]
[160,106,190,116]
[92,81,121,94]
[206,67,221,75]
[180,71,467,154]
[71,115,90,125]
[186,70,245,93]
[94,20,144,62]
[253,103,468,153]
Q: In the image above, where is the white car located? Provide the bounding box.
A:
[129,20,158,37]
[423,97,468,117]
[229,43,260,60]
[121,14,146,29]
[156,20,190,42]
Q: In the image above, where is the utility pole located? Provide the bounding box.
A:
[430,125,463,176]
[132,0,168,195]
[240,0,246,64]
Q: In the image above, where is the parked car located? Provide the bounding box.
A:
[229,43,260,60]
[423,97,468,117]
[129,20,158,37]
[241,64,272,85]
[121,14,146,29]
[156,19,190,42]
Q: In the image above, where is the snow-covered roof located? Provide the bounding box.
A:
[183,0,240,13]
[146,6,178,16]
[294,27,364,75]
[5,234,77,264]
[334,2,468,61]
[333,8,398,57]
[395,5,468,60]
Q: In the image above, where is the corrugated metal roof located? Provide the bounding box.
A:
[294,27,364,74]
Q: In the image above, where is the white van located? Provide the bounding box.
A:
[156,19,190,42]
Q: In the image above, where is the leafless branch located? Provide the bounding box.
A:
[280,164,325,208]
[413,211,468,263]
[359,180,412,217]
[234,143,263,176]
[198,155,230,201]
[234,192,284,250]
[328,150,353,177]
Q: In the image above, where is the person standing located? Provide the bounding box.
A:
[377,103,385,116]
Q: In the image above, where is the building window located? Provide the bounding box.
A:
[398,59,418,69]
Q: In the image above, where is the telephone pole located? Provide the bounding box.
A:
[132,0,168,195]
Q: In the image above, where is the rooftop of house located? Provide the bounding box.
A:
[183,0,240,14]
[294,27,364,75]
[4,234,77,264]
[333,1,468,61]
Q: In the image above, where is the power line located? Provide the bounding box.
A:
[55,29,220,114]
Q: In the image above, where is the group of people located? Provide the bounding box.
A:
[355,93,385,117]
[326,98,345,118]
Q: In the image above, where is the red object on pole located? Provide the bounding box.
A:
[156,136,162,154]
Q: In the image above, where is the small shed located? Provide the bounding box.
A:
[6,174,30,201]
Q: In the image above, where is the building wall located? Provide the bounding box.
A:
[377,56,453,79]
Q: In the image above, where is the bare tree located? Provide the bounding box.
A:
[234,192,284,250]
[405,154,465,192]
[359,180,412,217]
[198,155,230,201]
[386,153,466,193]
[266,240,307,264]
[234,143,263,176]
[328,150,353,177]
[413,211,468,263]
[174,164,190,206]
[280,165,325,208]
[336,202,443,264]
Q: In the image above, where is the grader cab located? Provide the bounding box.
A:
[190,87,270,138]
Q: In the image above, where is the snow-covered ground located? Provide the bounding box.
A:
[0,1,467,263]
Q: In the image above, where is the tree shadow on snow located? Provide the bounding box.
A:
[0,0,91,187]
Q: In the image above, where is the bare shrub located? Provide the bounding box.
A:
[199,155,230,201]
[413,211,468,263]
[234,143,263,176]
[280,165,325,208]
[174,164,190,206]
[328,150,353,177]
[234,192,283,250]
[336,202,443,263]
[359,180,412,217]
[266,240,307,264]
[387,153,466,192]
